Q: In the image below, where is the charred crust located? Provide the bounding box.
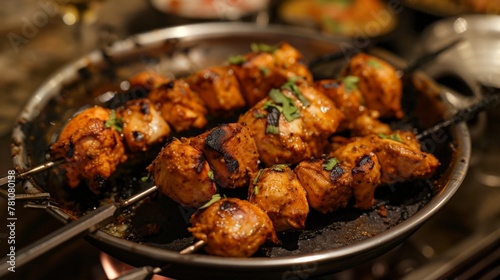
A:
[330,164,345,182]
[266,107,280,129]
[352,155,374,174]
[165,81,175,89]
[195,154,206,174]
[321,81,340,89]
[205,125,240,174]
[67,140,75,158]
[132,131,145,142]
[140,101,150,115]
[219,200,238,213]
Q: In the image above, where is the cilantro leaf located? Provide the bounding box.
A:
[322,158,339,171]
[198,194,222,209]
[268,89,301,122]
[378,133,403,143]
[367,59,382,69]
[105,110,123,133]
[251,43,278,53]
[341,76,359,93]
[228,55,246,65]
[282,77,310,107]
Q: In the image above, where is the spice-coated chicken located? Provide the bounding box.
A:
[342,53,404,119]
[128,71,171,91]
[231,42,313,106]
[238,78,344,166]
[326,131,439,209]
[186,123,259,189]
[331,138,382,210]
[189,198,278,257]
[118,98,171,152]
[185,66,246,115]
[147,138,216,208]
[50,106,127,192]
[315,79,392,136]
[295,158,353,214]
[373,131,440,185]
[248,165,309,232]
[147,79,208,132]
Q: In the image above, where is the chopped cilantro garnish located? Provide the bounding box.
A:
[268,89,301,122]
[199,194,222,209]
[141,173,151,182]
[207,170,214,180]
[322,158,339,171]
[105,110,123,133]
[378,133,403,143]
[281,77,310,107]
[253,169,264,185]
[341,76,359,93]
[253,185,259,195]
[228,55,246,65]
[367,59,382,69]
[251,43,278,53]
[254,112,266,119]
[259,66,270,76]
[272,164,288,172]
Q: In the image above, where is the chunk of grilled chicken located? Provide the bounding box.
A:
[315,79,366,130]
[342,53,404,119]
[147,138,216,208]
[50,106,127,192]
[185,66,246,115]
[349,112,392,137]
[118,98,171,152]
[148,80,208,132]
[295,158,353,214]
[189,198,278,257]
[128,71,170,91]
[231,42,313,106]
[373,131,440,185]
[328,132,440,209]
[238,81,343,166]
[248,165,309,232]
[186,123,259,189]
[314,79,391,136]
[330,136,382,209]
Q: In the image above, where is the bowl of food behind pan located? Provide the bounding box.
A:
[11,22,470,279]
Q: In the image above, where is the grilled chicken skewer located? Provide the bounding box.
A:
[3,44,399,189]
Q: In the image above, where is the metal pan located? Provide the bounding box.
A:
[11,22,470,279]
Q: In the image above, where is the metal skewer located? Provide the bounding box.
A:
[0,159,65,187]
[417,93,500,140]
[0,185,158,277]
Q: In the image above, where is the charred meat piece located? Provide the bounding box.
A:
[118,98,171,152]
[185,66,246,115]
[186,123,259,189]
[239,91,315,166]
[294,78,345,138]
[295,158,353,213]
[231,42,313,106]
[147,138,216,208]
[331,136,382,209]
[315,79,366,131]
[248,165,309,232]
[342,53,404,119]
[189,198,278,257]
[50,106,127,192]
[349,112,392,137]
[128,71,170,91]
[373,131,440,185]
[148,79,208,132]
[239,81,343,166]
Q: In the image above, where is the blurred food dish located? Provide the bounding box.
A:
[150,0,270,20]
[278,0,398,37]
[403,0,500,17]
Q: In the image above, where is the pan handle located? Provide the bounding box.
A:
[0,203,119,277]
